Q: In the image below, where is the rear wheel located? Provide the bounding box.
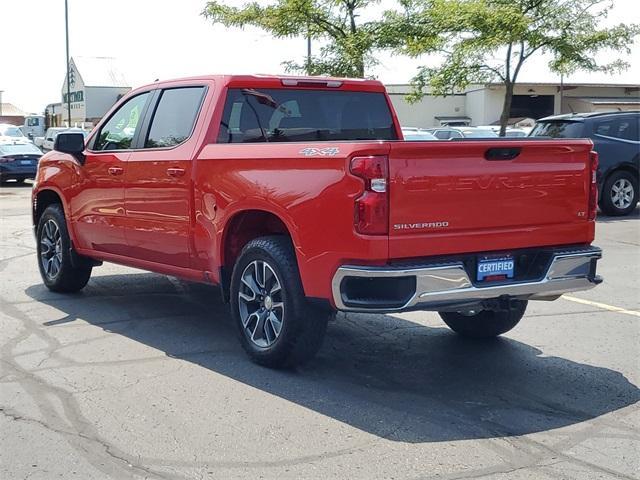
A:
[439,300,527,338]
[600,170,638,216]
[230,236,329,368]
[37,204,92,292]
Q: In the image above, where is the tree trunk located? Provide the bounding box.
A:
[499,81,514,137]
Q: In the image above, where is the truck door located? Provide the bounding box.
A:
[71,91,152,256]
[123,86,207,268]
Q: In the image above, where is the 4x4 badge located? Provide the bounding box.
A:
[299,147,340,157]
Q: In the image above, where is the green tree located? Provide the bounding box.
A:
[387,0,639,135]
[203,0,386,78]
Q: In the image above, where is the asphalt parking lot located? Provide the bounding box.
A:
[1,182,639,480]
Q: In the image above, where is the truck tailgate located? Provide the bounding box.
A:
[388,139,595,259]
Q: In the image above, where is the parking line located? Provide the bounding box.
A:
[563,295,640,317]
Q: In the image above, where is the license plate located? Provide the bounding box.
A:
[477,256,515,281]
[20,160,32,165]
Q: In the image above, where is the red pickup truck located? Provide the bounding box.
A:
[33,75,602,367]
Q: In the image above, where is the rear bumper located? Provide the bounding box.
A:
[331,245,602,313]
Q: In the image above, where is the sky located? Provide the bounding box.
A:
[2,0,639,114]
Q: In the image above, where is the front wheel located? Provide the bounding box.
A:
[230,236,329,368]
[439,300,527,338]
[36,204,92,292]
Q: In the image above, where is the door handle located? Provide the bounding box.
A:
[108,166,124,175]
[484,147,521,161]
[167,167,186,177]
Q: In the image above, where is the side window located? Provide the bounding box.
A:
[616,117,639,141]
[594,119,615,137]
[94,92,150,151]
[449,131,463,138]
[594,117,640,141]
[145,87,205,148]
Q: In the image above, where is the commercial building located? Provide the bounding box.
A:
[0,102,28,126]
[60,56,131,127]
[388,82,640,128]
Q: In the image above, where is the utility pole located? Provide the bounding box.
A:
[306,22,312,76]
[559,71,564,114]
[0,90,3,117]
[65,0,72,127]
[306,36,312,75]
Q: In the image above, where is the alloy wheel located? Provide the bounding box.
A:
[238,260,284,348]
[611,178,634,209]
[40,219,62,280]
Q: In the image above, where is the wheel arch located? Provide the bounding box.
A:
[33,188,66,228]
[218,208,299,301]
[599,162,639,197]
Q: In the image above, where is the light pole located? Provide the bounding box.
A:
[65,0,71,127]
[0,90,3,117]
[559,71,564,114]
[306,35,312,75]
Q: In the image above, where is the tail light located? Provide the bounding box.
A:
[588,151,599,220]
[350,155,389,235]
[0,156,14,163]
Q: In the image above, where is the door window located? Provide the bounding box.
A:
[145,87,206,148]
[94,92,150,151]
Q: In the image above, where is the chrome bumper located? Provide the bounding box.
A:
[332,246,602,313]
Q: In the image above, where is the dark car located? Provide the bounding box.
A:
[0,141,43,183]
[530,111,640,216]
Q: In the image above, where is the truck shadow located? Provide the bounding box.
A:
[26,273,640,443]
[597,205,639,223]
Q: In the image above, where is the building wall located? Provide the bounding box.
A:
[84,86,130,120]
[386,85,466,128]
[464,89,486,126]
[61,59,86,125]
[0,116,24,126]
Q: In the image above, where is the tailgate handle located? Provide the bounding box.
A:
[484,147,521,161]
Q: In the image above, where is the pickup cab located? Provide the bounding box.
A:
[32,75,602,367]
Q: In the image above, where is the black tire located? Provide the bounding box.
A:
[439,300,527,338]
[230,235,329,368]
[36,204,92,292]
[599,170,638,216]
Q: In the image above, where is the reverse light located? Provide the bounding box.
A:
[589,151,599,220]
[350,155,389,235]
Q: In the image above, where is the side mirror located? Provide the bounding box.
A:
[54,132,86,164]
[27,132,34,140]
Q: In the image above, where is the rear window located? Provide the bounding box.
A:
[0,143,42,155]
[529,121,585,138]
[0,126,24,137]
[217,88,397,143]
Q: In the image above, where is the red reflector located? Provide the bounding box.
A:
[589,151,599,220]
[483,274,507,282]
[355,191,388,235]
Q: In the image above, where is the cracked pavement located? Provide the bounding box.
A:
[1,183,639,479]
